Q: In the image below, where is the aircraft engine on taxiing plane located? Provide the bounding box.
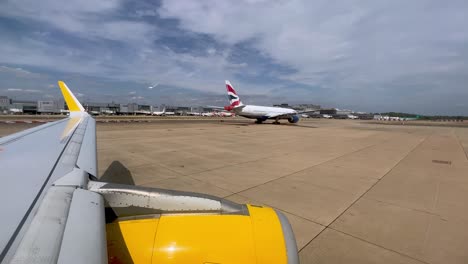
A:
[288,115,300,123]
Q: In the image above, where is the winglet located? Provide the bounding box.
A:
[58,81,85,112]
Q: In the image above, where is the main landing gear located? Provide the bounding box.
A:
[255,118,264,124]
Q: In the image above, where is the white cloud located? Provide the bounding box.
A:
[0,65,41,78]
[159,0,468,93]
[6,88,41,93]
[0,0,156,45]
[207,48,216,55]
[0,66,30,74]
[0,0,256,93]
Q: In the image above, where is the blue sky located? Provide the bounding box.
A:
[0,0,467,115]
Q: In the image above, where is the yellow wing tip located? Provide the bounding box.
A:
[58,80,84,112]
[57,80,68,94]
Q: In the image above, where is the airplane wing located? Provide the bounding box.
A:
[266,112,296,119]
[1,81,299,264]
[205,105,224,110]
[206,105,246,111]
[0,81,104,263]
[264,111,301,123]
[266,109,313,118]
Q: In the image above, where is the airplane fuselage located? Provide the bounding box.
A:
[235,105,297,120]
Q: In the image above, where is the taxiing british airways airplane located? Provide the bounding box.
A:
[224,81,301,124]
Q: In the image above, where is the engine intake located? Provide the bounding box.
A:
[288,115,300,123]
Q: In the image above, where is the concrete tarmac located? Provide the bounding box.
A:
[1,118,468,264]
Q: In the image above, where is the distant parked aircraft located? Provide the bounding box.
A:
[153,107,166,116]
[8,108,22,114]
[201,112,215,117]
[217,111,234,117]
[101,109,115,115]
[187,107,201,116]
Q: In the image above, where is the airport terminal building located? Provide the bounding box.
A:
[0,95,375,119]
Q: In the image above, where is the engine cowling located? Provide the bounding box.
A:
[106,205,298,264]
[92,182,299,264]
[288,115,300,123]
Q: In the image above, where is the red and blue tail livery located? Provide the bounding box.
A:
[224,80,243,111]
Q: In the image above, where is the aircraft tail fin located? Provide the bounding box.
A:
[58,81,85,112]
[224,80,244,111]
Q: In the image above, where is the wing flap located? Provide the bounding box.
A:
[57,189,106,264]
[8,186,75,263]
[76,118,97,177]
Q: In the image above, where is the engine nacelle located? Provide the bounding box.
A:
[89,182,299,264]
[106,205,298,264]
[288,115,300,123]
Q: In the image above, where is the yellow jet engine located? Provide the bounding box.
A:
[89,181,298,264]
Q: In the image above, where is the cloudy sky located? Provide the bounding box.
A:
[0,0,467,114]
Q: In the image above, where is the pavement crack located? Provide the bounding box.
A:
[453,130,468,162]
[328,228,431,264]
[363,197,443,218]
